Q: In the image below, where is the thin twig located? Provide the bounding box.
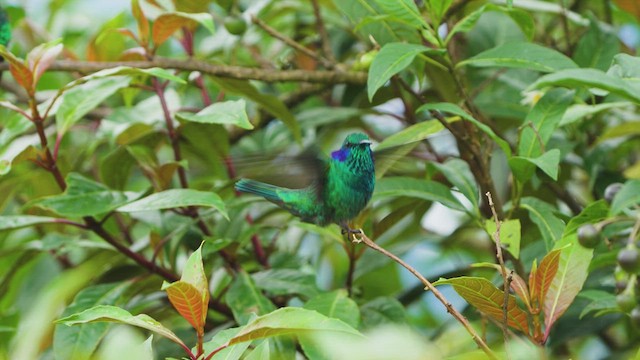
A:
[486,191,511,357]
[357,232,498,359]
[251,15,334,69]
[310,0,336,64]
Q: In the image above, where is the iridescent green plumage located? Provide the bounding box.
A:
[235,133,375,232]
[0,7,10,48]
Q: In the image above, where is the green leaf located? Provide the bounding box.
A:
[560,102,629,127]
[573,18,619,71]
[563,200,609,237]
[30,173,136,218]
[225,271,276,324]
[529,68,640,105]
[428,0,454,26]
[64,66,186,86]
[0,215,59,230]
[485,219,521,259]
[368,43,433,101]
[434,276,529,333]
[227,307,363,347]
[252,269,319,299]
[53,283,130,360]
[433,159,480,211]
[375,119,447,151]
[445,5,488,44]
[373,177,466,212]
[56,305,187,349]
[598,121,640,143]
[417,102,512,156]
[543,235,593,341]
[578,290,618,319]
[56,76,130,135]
[210,78,300,142]
[458,42,578,72]
[509,149,561,182]
[373,0,428,29]
[117,189,228,219]
[176,99,252,129]
[520,197,565,251]
[360,297,406,329]
[0,112,33,148]
[609,180,640,216]
[202,326,252,360]
[304,290,360,329]
[518,88,573,158]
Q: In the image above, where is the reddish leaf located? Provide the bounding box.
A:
[0,46,33,94]
[27,42,63,88]
[116,28,139,42]
[162,281,206,332]
[543,236,593,341]
[532,248,562,309]
[119,47,147,61]
[510,272,532,312]
[161,243,209,334]
[434,276,529,334]
[152,13,195,46]
[132,0,150,45]
[528,259,538,304]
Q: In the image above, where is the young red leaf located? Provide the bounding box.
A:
[162,281,206,333]
[0,46,34,95]
[434,276,529,334]
[543,236,593,342]
[161,243,209,334]
[132,0,150,45]
[152,13,196,46]
[510,272,532,312]
[532,248,562,310]
[27,42,63,88]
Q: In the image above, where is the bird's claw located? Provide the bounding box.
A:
[341,227,363,243]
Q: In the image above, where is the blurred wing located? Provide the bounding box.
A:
[232,146,328,190]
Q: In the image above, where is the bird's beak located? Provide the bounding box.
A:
[359,139,372,145]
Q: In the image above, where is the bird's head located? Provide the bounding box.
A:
[332,132,372,162]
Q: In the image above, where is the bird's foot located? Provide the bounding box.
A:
[341,227,363,243]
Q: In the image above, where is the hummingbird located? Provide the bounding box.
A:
[235,132,375,236]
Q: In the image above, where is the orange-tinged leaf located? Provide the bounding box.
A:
[27,41,63,88]
[162,281,206,332]
[532,248,562,309]
[510,272,531,312]
[0,46,33,94]
[161,242,209,334]
[434,276,529,334]
[152,13,196,46]
[528,258,538,303]
[543,235,593,341]
[132,0,150,44]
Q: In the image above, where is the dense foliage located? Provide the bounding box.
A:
[1,0,640,359]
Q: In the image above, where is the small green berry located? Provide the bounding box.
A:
[618,247,640,274]
[224,16,247,35]
[617,293,637,312]
[577,224,601,248]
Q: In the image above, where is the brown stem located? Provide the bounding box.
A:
[310,0,335,64]
[486,192,511,354]
[357,233,498,359]
[251,15,334,69]
[0,59,366,84]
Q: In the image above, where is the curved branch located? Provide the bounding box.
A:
[0,58,367,84]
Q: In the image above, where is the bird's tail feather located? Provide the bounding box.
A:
[235,179,282,202]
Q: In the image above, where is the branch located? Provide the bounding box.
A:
[357,232,498,359]
[0,59,366,84]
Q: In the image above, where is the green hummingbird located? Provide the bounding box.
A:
[235,132,375,235]
[0,7,9,49]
